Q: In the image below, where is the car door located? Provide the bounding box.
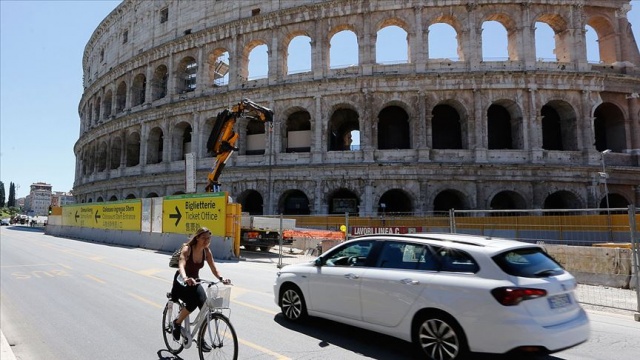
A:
[307,240,375,320]
[360,241,437,327]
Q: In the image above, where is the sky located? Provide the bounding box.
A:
[1,0,639,200]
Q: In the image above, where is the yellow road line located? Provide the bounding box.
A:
[127,292,290,359]
[0,263,59,268]
[85,274,106,284]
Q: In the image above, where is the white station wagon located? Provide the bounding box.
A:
[274,233,589,360]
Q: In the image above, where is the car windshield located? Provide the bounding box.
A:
[324,240,374,266]
[492,247,564,278]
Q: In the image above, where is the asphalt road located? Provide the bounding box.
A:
[1,225,639,360]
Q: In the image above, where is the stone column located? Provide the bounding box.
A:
[313,19,326,80]
[195,46,205,96]
[227,35,240,90]
[628,97,640,150]
[139,123,149,166]
[413,6,426,72]
[361,14,373,76]
[312,95,323,163]
[269,30,280,85]
[145,65,153,105]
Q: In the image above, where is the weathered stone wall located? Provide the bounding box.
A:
[75,0,640,216]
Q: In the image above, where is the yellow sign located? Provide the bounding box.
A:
[62,200,142,231]
[162,192,227,236]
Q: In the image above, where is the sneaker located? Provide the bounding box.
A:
[172,321,181,341]
[200,341,212,352]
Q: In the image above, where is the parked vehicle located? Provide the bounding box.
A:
[1,218,10,226]
[274,233,590,360]
[241,215,295,251]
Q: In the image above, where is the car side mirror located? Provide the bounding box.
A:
[314,257,323,267]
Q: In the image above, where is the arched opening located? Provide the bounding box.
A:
[490,191,527,214]
[246,119,266,155]
[428,23,459,61]
[328,188,359,215]
[116,81,127,113]
[541,100,578,151]
[209,49,230,86]
[330,30,358,69]
[285,110,311,153]
[378,189,412,215]
[376,25,408,64]
[279,190,310,215]
[131,73,146,106]
[594,103,627,153]
[378,106,410,149]
[247,44,268,80]
[433,190,467,214]
[432,104,463,149]
[125,132,140,167]
[152,65,168,100]
[543,191,582,212]
[177,57,197,93]
[103,90,113,118]
[172,122,192,161]
[328,108,359,151]
[599,193,629,209]
[146,127,164,164]
[287,36,312,74]
[238,190,264,215]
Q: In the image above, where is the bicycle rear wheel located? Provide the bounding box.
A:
[198,312,238,360]
[162,301,184,354]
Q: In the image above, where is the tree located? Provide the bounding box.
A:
[8,182,16,207]
[0,181,5,207]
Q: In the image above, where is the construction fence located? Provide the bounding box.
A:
[276,206,640,313]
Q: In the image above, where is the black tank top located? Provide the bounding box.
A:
[184,245,205,278]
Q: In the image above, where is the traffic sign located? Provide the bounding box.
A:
[62,200,142,231]
[162,192,227,235]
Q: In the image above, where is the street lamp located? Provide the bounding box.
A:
[599,149,612,240]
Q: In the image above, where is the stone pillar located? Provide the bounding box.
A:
[145,65,153,105]
[473,89,488,162]
[195,46,205,96]
[413,6,426,72]
[628,97,640,150]
[313,19,325,80]
[361,15,373,76]
[269,31,280,85]
[616,4,632,62]
[191,112,201,157]
[312,95,323,163]
[139,123,148,166]
[167,53,175,97]
[227,35,240,90]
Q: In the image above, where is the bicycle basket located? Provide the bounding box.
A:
[206,286,231,308]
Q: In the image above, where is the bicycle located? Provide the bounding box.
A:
[162,278,238,360]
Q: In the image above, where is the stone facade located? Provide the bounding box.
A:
[75,0,640,216]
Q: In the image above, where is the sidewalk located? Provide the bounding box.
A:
[1,330,16,360]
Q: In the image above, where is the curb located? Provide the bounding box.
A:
[1,330,16,360]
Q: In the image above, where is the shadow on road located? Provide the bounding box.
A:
[273,314,567,360]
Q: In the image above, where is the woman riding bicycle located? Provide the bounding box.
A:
[171,227,231,344]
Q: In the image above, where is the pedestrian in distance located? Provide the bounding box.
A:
[170,227,231,345]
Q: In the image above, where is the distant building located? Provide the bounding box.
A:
[24,182,52,216]
[52,191,76,207]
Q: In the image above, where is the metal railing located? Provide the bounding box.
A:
[273,206,640,314]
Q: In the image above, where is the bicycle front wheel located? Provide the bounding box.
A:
[162,301,184,354]
[198,312,238,360]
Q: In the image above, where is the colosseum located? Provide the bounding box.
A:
[75,0,640,216]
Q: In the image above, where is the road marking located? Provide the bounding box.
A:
[238,338,292,360]
[128,292,163,309]
[127,293,289,359]
[0,263,59,268]
[85,274,106,284]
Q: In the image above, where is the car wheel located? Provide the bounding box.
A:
[280,285,307,322]
[414,313,468,360]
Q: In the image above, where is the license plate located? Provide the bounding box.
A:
[548,293,572,309]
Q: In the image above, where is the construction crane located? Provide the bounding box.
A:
[205,99,273,192]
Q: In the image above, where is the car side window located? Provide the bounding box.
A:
[325,240,374,267]
[377,242,438,271]
[434,247,479,273]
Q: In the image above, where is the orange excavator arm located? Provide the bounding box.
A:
[205,99,273,192]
